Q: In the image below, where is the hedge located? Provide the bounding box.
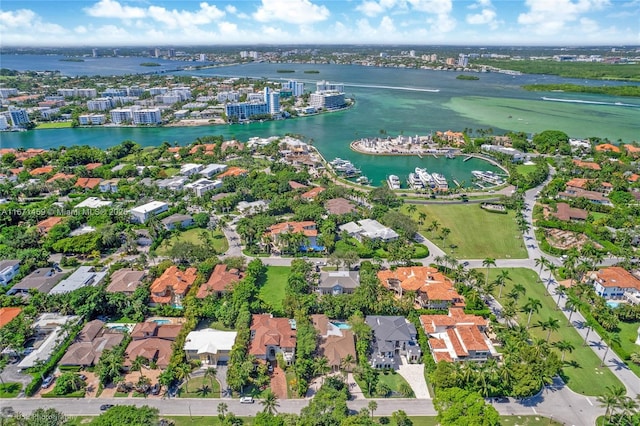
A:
[41,390,85,398]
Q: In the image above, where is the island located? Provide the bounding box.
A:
[59,58,84,62]
[276,69,295,73]
[522,83,640,97]
[456,74,479,80]
[139,62,161,67]
[304,70,320,74]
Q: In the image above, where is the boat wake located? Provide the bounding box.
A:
[541,97,639,108]
[344,83,440,92]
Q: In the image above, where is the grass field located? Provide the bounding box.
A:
[488,268,623,396]
[614,320,640,378]
[0,382,21,398]
[403,204,527,259]
[35,121,73,129]
[259,266,290,314]
[516,164,538,177]
[156,228,228,256]
[179,375,221,398]
[354,371,414,398]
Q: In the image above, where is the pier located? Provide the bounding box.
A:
[463,156,473,162]
[432,154,438,158]
[453,180,461,187]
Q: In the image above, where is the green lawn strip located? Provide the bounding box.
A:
[258,266,290,314]
[179,375,220,398]
[156,416,559,426]
[488,268,623,396]
[403,204,527,259]
[614,321,640,378]
[35,122,73,129]
[354,371,414,398]
[164,167,180,177]
[156,228,228,256]
[114,391,130,397]
[0,382,22,398]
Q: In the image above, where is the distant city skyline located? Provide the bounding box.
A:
[1,0,639,47]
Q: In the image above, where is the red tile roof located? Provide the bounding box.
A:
[572,159,601,170]
[378,266,463,303]
[197,264,244,298]
[550,203,588,221]
[0,307,22,328]
[85,163,103,171]
[288,181,308,189]
[301,186,325,200]
[150,266,198,305]
[593,267,640,291]
[595,143,621,153]
[248,314,297,357]
[266,221,317,238]
[75,177,102,189]
[36,217,64,234]
[46,173,75,184]
[29,166,54,176]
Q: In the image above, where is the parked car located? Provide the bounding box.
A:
[78,374,87,381]
[240,396,254,404]
[100,404,114,411]
[41,375,54,389]
[151,383,161,395]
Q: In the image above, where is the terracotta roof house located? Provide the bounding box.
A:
[36,217,64,234]
[627,173,640,183]
[75,177,102,190]
[106,269,146,294]
[125,322,183,369]
[264,221,318,251]
[317,271,360,295]
[149,266,198,307]
[197,264,244,298]
[46,173,75,184]
[565,178,612,195]
[249,314,297,365]
[29,166,54,176]
[0,307,22,328]
[84,162,103,171]
[378,266,464,309]
[550,203,588,222]
[420,308,499,363]
[311,314,356,371]
[572,159,601,171]
[365,316,421,368]
[7,268,65,296]
[217,166,247,179]
[595,143,621,153]
[325,198,356,215]
[558,187,612,206]
[221,140,244,151]
[189,143,216,155]
[588,267,640,303]
[301,186,325,201]
[436,130,465,146]
[624,144,640,157]
[59,320,124,367]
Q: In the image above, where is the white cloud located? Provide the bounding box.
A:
[356,1,387,17]
[84,0,146,19]
[466,0,499,29]
[406,0,452,14]
[225,5,237,14]
[0,9,66,34]
[356,0,454,31]
[253,0,330,24]
[518,0,610,34]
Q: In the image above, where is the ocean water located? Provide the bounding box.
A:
[1,59,639,186]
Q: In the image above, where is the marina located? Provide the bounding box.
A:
[472,170,505,186]
[387,175,401,190]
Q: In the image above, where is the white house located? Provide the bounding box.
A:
[130,201,169,223]
[49,266,107,295]
[339,219,399,242]
[183,329,238,365]
[199,164,227,178]
[180,163,204,176]
[0,260,20,286]
[184,178,222,197]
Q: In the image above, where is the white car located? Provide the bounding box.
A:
[240,396,254,404]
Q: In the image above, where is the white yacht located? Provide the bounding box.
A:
[407,173,424,189]
[431,173,448,189]
[387,175,401,190]
[472,170,504,185]
[415,167,435,187]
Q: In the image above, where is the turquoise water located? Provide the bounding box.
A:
[606,301,621,309]
[331,322,352,330]
[2,61,638,186]
[152,319,171,325]
[108,325,129,332]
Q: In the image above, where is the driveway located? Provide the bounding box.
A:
[397,358,430,399]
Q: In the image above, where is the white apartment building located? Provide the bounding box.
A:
[309,92,346,110]
[130,201,169,223]
[225,102,270,121]
[316,80,344,92]
[110,108,134,124]
[132,108,162,125]
[217,91,240,103]
[57,88,97,98]
[0,88,18,98]
[0,115,8,130]
[7,107,30,127]
[78,114,106,125]
[87,98,114,111]
[180,163,204,176]
[282,80,305,97]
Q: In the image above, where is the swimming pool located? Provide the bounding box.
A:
[606,301,621,309]
[331,322,352,330]
[153,319,171,325]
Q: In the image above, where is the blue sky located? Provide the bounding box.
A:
[1,0,638,46]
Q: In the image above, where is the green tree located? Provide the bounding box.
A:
[434,387,500,426]
[522,297,542,328]
[261,390,280,415]
[90,405,159,426]
[482,258,496,290]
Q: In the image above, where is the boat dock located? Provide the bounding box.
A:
[453,180,461,187]
[417,154,423,159]
[475,182,487,189]
[463,156,473,162]
[432,154,438,158]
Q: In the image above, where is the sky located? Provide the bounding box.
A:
[0,0,639,47]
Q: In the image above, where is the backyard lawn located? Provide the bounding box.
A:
[179,375,220,398]
[516,164,538,177]
[403,204,527,259]
[156,228,228,256]
[354,371,414,398]
[488,268,623,396]
[613,320,640,378]
[35,121,72,129]
[258,266,290,315]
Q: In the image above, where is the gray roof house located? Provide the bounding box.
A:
[317,271,360,295]
[0,259,20,286]
[49,266,107,295]
[365,316,421,369]
[161,213,194,231]
[339,219,399,242]
[7,268,65,296]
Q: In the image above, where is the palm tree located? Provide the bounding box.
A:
[418,212,427,225]
[552,340,575,362]
[537,317,560,342]
[204,367,218,394]
[406,204,417,215]
[601,333,622,367]
[261,390,279,415]
[131,355,147,380]
[535,256,548,281]
[440,227,451,248]
[564,295,581,325]
[583,318,597,347]
[340,354,355,374]
[554,286,566,309]
[523,297,542,328]
[430,220,440,233]
[482,258,496,290]
[494,269,512,298]
[217,402,228,420]
[368,400,378,418]
[314,356,331,384]
[597,385,626,423]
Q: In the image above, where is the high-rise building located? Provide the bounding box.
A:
[283,80,305,97]
[458,54,469,67]
[316,80,344,92]
[168,48,176,58]
[8,107,30,127]
[92,48,98,58]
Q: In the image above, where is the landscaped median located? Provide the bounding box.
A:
[488,268,624,396]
